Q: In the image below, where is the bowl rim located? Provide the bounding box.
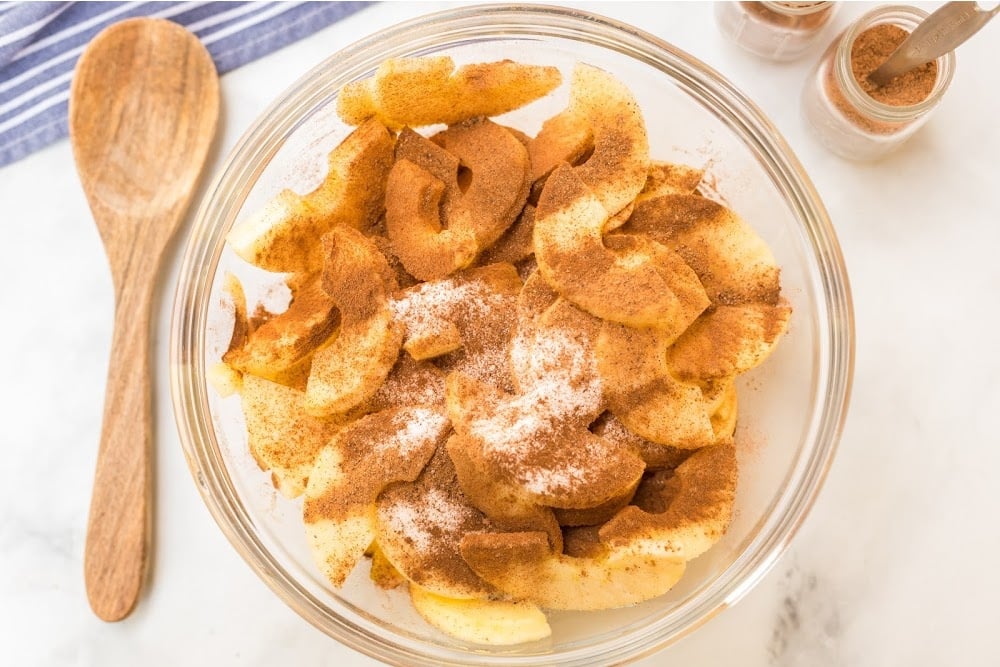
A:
[169,3,854,665]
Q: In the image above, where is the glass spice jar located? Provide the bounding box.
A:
[802,5,956,161]
[715,2,839,61]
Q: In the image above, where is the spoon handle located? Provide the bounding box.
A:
[868,2,999,86]
[84,278,153,622]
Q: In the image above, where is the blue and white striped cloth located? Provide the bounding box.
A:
[0,1,370,168]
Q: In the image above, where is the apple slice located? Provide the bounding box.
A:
[623,193,781,306]
[596,321,717,448]
[401,321,463,361]
[622,193,791,381]
[409,584,551,646]
[508,294,603,405]
[337,56,562,129]
[210,272,249,396]
[527,111,594,187]
[590,411,693,471]
[386,123,530,280]
[375,446,496,600]
[461,531,686,611]
[390,263,522,364]
[508,270,560,390]
[239,373,344,498]
[479,203,536,266]
[530,63,650,217]
[224,276,340,381]
[667,303,792,381]
[222,271,250,354]
[369,541,406,590]
[533,165,709,330]
[709,380,738,440]
[303,406,449,586]
[358,353,446,414]
[600,440,737,561]
[304,226,403,416]
[446,433,564,552]
[445,369,643,512]
[207,361,242,398]
[384,158,479,281]
[431,118,531,248]
[226,118,394,273]
[637,161,704,201]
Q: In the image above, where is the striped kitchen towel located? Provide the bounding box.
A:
[0,1,371,168]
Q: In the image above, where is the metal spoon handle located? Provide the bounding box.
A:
[868,2,999,86]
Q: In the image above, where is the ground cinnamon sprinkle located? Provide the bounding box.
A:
[851,24,937,106]
[823,22,939,136]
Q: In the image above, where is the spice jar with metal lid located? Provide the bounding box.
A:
[715,2,839,61]
[802,5,956,161]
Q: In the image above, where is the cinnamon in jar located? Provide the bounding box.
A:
[715,2,838,61]
[802,5,955,161]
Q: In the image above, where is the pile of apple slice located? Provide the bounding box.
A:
[213,56,790,645]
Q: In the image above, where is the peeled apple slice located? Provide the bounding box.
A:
[409,584,551,645]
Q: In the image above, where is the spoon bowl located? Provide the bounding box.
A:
[69,17,219,622]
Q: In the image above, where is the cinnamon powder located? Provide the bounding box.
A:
[823,22,939,136]
[852,24,937,106]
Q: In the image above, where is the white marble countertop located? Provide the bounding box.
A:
[3,2,998,665]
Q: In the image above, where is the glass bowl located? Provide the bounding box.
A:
[170,4,853,665]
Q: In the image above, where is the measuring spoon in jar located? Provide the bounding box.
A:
[868,1,999,86]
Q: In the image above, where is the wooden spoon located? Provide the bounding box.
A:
[69,17,219,622]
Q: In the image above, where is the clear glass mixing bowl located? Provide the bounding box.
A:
[170,4,854,665]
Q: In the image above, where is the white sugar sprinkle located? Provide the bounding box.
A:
[522,461,588,495]
[389,278,505,342]
[380,488,465,553]
[471,327,603,457]
[376,407,448,458]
